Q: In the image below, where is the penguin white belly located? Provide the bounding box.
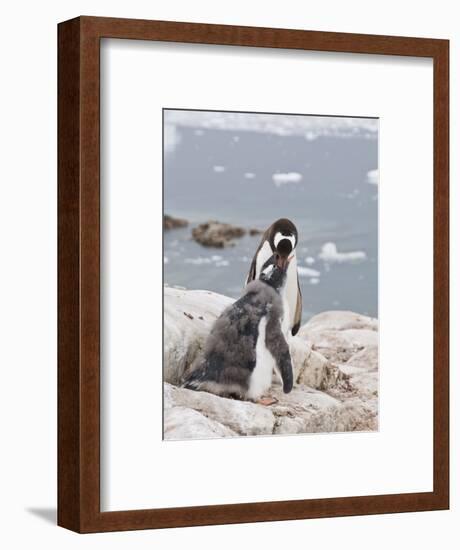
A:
[247,316,276,400]
[281,254,298,335]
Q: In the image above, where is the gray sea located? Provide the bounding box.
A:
[164,114,378,323]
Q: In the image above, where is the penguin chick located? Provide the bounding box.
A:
[182,256,293,402]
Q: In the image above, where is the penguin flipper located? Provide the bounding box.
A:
[291,276,303,336]
[245,254,257,285]
[245,227,271,286]
[182,367,206,390]
[265,313,293,394]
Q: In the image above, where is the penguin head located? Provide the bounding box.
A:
[259,254,290,290]
[268,218,298,270]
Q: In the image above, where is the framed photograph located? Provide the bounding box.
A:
[58,16,449,533]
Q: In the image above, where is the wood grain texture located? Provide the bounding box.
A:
[57,16,449,533]
[432,41,449,507]
[57,16,81,533]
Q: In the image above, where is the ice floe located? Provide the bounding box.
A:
[164,110,378,143]
[184,257,213,265]
[272,172,302,187]
[184,255,230,267]
[164,124,181,154]
[297,266,321,278]
[319,242,366,263]
[367,169,379,185]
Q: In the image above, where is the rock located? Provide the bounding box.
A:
[163,286,233,385]
[164,286,343,391]
[164,214,188,230]
[345,346,378,372]
[273,392,373,434]
[298,310,378,364]
[164,406,237,440]
[339,346,379,409]
[297,311,379,431]
[192,221,246,247]
[164,382,373,439]
[165,383,275,437]
[289,337,346,390]
[163,288,379,439]
[302,310,378,332]
[249,228,263,236]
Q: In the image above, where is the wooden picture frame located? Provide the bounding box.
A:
[58,16,449,533]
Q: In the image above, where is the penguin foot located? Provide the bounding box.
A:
[256,396,278,406]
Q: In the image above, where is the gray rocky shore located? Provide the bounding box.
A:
[164,286,378,440]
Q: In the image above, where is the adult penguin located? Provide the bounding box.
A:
[246,218,302,336]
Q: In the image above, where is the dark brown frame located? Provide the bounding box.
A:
[58,16,449,533]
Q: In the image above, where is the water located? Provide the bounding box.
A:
[164,121,378,322]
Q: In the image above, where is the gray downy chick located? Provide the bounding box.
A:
[182,255,293,401]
